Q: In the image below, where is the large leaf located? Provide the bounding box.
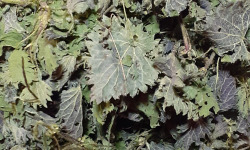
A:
[208,71,237,111]
[205,1,250,62]
[56,85,83,139]
[86,17,158,104]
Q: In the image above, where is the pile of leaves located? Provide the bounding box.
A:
[0,0,249,149]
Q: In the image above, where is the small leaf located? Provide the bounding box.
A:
[138,101,159,128]
[8,50,36,87]
[38,38,59,75]
[93,102,115,125]
[165,0,188,17]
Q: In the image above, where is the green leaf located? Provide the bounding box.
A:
[3,7,24,33]
[20,80,52,108]
[93,102,115,125]
[155,77,199,120]
[67,0,94,15]
[86,17,158,104]
[165,0,188,17]
[56,85,83,139]
[183,84,220,117]
[138,101,159,128]
[237,80,250,117]
[8,50,36,87]
[175,118,213,150]
[38,38,59,75]
[205,1,250,62]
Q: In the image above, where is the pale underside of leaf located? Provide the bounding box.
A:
[206,1,250,62]
[3,7,24,33]
[56,85,83,139]
[165,0,188,15]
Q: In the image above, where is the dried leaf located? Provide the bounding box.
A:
[56,85,83,139]
[205,1,250,62]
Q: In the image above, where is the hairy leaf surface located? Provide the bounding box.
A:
[206,1,250,62]
[3,7,24,33]
[86,17,158,103]
[208,71,237,111]
[56,85,83,139]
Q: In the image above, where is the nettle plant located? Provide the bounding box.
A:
[0,0,249,149]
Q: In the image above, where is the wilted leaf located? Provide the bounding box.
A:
[165,0,188,16]
[3,119,30,145]
[67,0,94,15]
[3,7,24,33]
[4,84,17,103]
[56,85,83,139]
[20,80,52,108]
[8,50,36,87]
[175,119,213,150]
[183,84,219,118]
[138,101,159,128]
[55,55,76,90]
[205,1,250,62]
[155,77,199,120]
[237,79,250,117]
[86,17,158,104]
[147,141,174,150]
[208,71,237,111]
[38,38,58,75]
[93,102,115,125]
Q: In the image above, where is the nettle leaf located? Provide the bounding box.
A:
[8,50,36,87]
[93,101,115,125]
[67,0,94,15]
[4,84,17,103]
[183,84,219,118]
[38,38,58,75]
[86,17,158,104]
[208,70,237,111]
[56,85,83,139]
[3,7,24,33]
[154,53,199,120]
[237,79,250,117]
[165,0,188,17]
[138,101,159,128]
[205,1,250,62]
[0,22,22,55]
[55,55,76,90]
[155,76,199,120]
[3,119,30,145]
[20,80,52,108]
[175,118,213,150]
